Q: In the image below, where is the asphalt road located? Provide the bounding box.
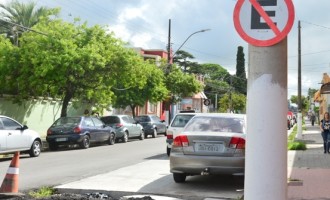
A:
[0,135,244,199]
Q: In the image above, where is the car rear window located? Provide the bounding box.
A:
[184,116,244,133]
[135,116,150,122]
[53,117,81,126]
[101,116,120,124]
[171,115,195,127]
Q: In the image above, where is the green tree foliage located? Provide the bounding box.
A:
[290,95,307,112]
[173,50,197,73]
[0,0,59,45]
[234,46,247,95]
[218,92,246,113]
[0,18,143,117]
[112,60,169,117]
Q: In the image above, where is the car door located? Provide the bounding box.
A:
[152,116,166,133]
[91,117,109,142]
[83,117,98,142]
[1,117,30,151]
[0,119,6,152]
[127,116,140,137]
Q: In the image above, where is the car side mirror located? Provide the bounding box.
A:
[22,125,28,130]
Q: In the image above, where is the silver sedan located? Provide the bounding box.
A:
[170,113,246,183]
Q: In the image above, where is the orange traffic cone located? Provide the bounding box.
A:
[0,152,20,193]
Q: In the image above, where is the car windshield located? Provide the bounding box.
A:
[101,116,120,124]
[135,116,150,122]
[184,116,244,133]
[171,115,195,128]
[53,117,81,126]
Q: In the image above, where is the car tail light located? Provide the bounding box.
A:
[73,126,81,134]
[167,134,173,139]
[173,135,189,147]
[116,123,123,128]
[229,137,245,149]
[47,129,52,135]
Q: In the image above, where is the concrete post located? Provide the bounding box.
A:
[245,38,288,200]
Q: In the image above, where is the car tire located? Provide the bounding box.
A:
[48,142,58,151]
[29,140,41,157]
[173,173,186,183]
[122,131,128,143]
[80,135,90,149]
[152,128,157,138]
[139,130,144,140]
[167,147,171,156]
[109,132,115,145]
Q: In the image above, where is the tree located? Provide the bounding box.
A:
[290,95,308,112]
[218,92,246,113]
[0,18,141,117]
[173,50,197,73]
[0,0,59,45]
[111,60,169,117]
[234,46,247,95]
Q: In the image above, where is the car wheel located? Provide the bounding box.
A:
[167,147,171,156]
[173,173,186,183]
[122,131,128,143]
[80,135,90,149]
[109,132,115,145]
[48,142,58,151]
[139,129,144,140]
[29,140,41,157]
[152,128,157,138]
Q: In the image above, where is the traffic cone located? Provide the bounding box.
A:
[0,152,20,193]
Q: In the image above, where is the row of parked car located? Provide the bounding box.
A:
[0,114,167,156]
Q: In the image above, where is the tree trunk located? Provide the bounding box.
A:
[130,105,136,118]
[60,90,73,117]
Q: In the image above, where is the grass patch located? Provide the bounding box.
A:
[29,186,56,198]
[288,125,307,150]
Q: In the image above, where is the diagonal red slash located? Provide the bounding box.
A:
[249,0,281,35]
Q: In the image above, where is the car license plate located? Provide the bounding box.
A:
[195,143,223,152]
[56,138,68,142]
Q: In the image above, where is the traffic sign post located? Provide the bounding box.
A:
[233,0,294,199]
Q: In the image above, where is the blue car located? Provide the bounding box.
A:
[46,116,116,150]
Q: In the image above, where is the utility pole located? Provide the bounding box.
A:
[297,20,302,139]
[167,19,171,65]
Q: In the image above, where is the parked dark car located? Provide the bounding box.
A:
[46,116,116,150]
[0,115,42,157]
[100,115,144,143]
[134,115,167,138]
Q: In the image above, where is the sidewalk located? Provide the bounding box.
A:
[288,118,330,200]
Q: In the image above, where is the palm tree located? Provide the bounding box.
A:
[0,0,58,45]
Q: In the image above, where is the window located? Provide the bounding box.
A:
[84,118,94,127]
[91,117,104,127]
[1,117,21,130]
[147,101,156,113]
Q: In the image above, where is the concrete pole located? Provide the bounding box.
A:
[296,20,302,139]
[245,38,288,200]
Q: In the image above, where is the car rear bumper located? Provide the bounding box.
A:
[46,134,84,144]
[170,153,245,175]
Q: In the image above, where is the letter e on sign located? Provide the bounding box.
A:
[233,0,295,47]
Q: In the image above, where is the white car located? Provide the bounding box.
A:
[0,115,42,157]
[166,113,196,156]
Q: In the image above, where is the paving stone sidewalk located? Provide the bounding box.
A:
[288,118,330,200]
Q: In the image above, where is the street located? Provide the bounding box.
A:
[0,136,244,199]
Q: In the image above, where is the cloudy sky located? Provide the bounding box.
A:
[2,0,330,98]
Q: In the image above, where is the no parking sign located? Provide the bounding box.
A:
[234,0,295,46]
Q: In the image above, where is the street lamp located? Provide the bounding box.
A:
[171,29,211,59]
[166,27,210,122]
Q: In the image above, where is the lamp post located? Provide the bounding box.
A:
[166,20,210,122]
[171,28,211,59]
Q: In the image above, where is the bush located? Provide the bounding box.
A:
[288,141,307,150]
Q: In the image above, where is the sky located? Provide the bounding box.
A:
[1,0,330,99]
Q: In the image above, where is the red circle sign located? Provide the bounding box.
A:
[234,0,295,47]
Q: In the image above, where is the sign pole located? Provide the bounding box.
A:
[245,38,288,200]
